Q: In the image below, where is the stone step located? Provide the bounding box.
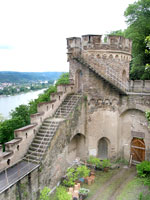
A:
[37,132,54,137]
[31,142,48,149]
[40,125,58,130]
[29,146,44,153]
[42,122,58,127]
[59,104,78,107]
[38,131,55,136]
[54,115,68,118]
[44,121,59,125]
[34,138,51,144]
[25,154,41,161]
[39,128,55,132]
[27,150,45,157]
[23,158,40,164]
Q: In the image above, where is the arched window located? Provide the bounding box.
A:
[122,70,127,82]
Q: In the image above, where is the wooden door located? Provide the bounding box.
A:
[131,138,145,163]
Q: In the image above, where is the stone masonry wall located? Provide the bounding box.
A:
[0,97,87,200]
[39,96,87,189]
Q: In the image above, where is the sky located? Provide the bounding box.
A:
[0,0,135,72]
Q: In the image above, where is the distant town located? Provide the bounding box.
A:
[0,71,63,96]
[0,81,52,96]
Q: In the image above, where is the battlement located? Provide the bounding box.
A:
[0,83,75,171]
[129,80,150,93]
[67,35,132,55]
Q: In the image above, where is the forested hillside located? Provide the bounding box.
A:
[0,71,63,83]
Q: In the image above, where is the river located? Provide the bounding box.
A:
[0,89,46,119]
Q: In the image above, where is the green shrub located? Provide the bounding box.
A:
[138,192,150,200]
[63,165,90,187]
[79,188,89,195]
[40,187,51,200]
[87,156,101,168]
[136,161,150,177]
[56,186,71,200]
[143,177,150,189]
[102,159,111,168]
[63,167,77,187]
[76,165,90,178]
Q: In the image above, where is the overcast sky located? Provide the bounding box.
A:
[0,0,135,72]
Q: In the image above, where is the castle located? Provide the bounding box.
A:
[0,35,150,200]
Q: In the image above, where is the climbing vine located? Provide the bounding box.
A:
[145,111,150,127]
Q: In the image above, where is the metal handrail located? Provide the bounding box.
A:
[55,95,80,118]
[27,120,57,164]
[0,161,39,193]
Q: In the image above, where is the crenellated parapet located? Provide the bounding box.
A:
[129,80,150,93]
[67,35,132,58]
[0,83,75,171]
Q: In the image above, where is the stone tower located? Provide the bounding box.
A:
[67,35,132,94]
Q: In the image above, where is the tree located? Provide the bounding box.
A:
[0,117,26,144]
[124,0,150,80]
[10,104,30,125]
[109,30,125,37]
[0,113,4,122]
[55,73,69,86]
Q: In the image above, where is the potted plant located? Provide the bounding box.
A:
[102,159,111,172]
[87,156,102,170]
[63,165,90,187]
[79,188,89,200]
[76,165,90,179]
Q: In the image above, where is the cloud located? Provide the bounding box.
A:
[0,0,135,72]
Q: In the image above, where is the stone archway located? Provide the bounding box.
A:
[119,109,149,161]
[68,133,86,162]
[75,70,83,93]
[98,137,110,159]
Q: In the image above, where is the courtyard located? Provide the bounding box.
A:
[50,162,150,200]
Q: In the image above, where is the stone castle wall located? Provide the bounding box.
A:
[0,95,87,200]
[67,35,150,162]
[0,84,74,171]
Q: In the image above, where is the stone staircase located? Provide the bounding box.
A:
[54,94,82,118]
[73,56,128,95]
[24,94,82,164]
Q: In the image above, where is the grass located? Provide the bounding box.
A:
[50,167,150,200]
[50,169,118,200]
[117,177,150,200]
[81,169,118,199]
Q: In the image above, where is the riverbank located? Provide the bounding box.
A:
[0,87,48,98]
[0,88,46,119]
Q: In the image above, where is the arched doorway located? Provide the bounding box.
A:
[68,133,86,162]
[131,138,145,163]
[75,70,83,93]
[98,137,110,159]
